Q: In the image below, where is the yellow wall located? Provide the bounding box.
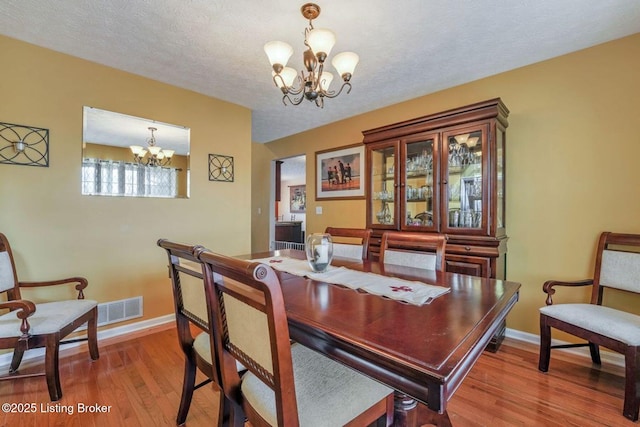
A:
[0,35,252,324]
[252,33,640,338]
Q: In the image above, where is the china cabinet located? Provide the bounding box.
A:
[363,98,509,349]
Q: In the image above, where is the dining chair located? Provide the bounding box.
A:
[324,227,371,260]
[0,232,99,401]
[157,239,230,426]
[196,249,394,427]
[379,231,446,272]
[539,231,640,421]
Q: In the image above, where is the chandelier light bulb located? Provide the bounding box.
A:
[319,71,334,91]
[307,28,336,60]
[264,41,294,70]
[331,52,359,80]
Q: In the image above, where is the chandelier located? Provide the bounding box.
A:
[129,127,174,166]
[264,3,359,108]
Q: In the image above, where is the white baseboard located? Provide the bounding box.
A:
[0,314,175,371]
[505,327,624,367]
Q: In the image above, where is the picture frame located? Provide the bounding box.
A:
[289,185,306,213]
[315,143,365,200]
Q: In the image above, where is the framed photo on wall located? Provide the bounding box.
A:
[315,143,365,200]
[290,185,306,213]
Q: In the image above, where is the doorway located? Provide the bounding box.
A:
[271,155,306,249]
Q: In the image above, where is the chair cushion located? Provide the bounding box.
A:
[332,243,363,260]
[540,303,640,345]
[0,299,97,338]
[241,344,392,426]
[193,331,212,365]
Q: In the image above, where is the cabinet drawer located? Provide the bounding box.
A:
[445,254,491,277]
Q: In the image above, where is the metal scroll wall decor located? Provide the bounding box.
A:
[208,154,234,182]
[0,121,50,167]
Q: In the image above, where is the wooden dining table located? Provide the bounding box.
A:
[242,249,521,426]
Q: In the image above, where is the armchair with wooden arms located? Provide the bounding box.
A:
[196,249,394,427]
[324,227,371,260]
[0,232,99,401]
[539,231,640,421]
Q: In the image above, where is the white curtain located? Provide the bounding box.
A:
[82,158,178,197]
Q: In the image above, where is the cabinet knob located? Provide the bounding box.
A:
[465,246,471,251]
[443,180,448,185]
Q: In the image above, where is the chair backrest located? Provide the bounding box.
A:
[0,233,21,299]
[324,227,371,260]
[196,249,299,426]
[379,231,446,272]
[592,232,640,304]
[157,239,210,339]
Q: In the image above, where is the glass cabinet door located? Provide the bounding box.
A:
[369,142,398,228]
[401,136,437,231]
[496,128,505,232]
[442,126,487,233]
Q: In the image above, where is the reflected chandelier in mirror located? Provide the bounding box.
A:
[82,107,190,198]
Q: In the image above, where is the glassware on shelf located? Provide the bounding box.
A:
[305,233,333,273]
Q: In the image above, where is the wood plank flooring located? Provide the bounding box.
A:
[0,325,634,426]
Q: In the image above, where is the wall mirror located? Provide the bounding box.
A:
[82,106,190,198]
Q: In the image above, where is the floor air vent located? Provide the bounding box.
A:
[97,296,143,327]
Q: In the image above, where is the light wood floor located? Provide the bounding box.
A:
[0,325,634,426]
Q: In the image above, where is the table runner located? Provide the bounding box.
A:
[251,256,450,305]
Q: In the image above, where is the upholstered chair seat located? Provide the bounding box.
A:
[241,344,392,426]
[540,303,640,346]
[0,299,97,338]
[192,331,212,364]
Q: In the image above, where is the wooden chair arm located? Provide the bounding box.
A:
[542,279,594,305]
[18,277,89,299]
[0,299,36,337]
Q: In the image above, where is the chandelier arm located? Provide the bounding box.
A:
[272,74,286,89]
[322,81,352,99]
[282,93,305,106]
[286,74,305,95]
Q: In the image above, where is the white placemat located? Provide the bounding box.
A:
[251,256,449,305]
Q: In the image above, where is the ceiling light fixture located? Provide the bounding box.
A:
[130,127,174,166]
[264,3,359,108]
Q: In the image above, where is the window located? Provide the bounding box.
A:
[82,158,178,197]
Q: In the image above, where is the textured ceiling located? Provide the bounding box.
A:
[1,0,639,143]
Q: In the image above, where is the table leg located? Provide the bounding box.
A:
[392,392,452,427]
